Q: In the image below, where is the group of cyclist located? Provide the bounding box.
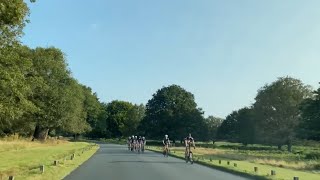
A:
[127,135,146,153]
[127,133,196,163]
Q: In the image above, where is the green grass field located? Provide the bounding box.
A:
[0,138,99,180]
[147,141,320,180]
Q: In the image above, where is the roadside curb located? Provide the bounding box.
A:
[62,144,100,179]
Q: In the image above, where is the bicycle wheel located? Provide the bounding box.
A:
[190,152,193,164]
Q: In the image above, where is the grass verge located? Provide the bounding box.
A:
[0,139,99,180]
[147,146,320,180]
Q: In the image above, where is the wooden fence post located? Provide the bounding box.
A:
[219,160,221,164]
[40,165,45,173]
[71,154,75,160]
[271,170,276,176]
[254,167,258,173]
[54,160,59,166]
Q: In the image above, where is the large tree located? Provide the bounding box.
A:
[105,101,134,138]
[253,77,312,151]
[0,0,30,46]
[0,0,34,135]
[300,85,320,141]
[237,107,256,145]
[29,47,72,141]
[140,85,208,140]
[217,107,255,145]
[0,45,37,135]
[82,86,103,131]
[205,116,223,141]
[217,111,239,141]
[122,104,145,137]
[59,78,91,139]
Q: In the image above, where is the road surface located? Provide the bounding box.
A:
[64,144,250,180]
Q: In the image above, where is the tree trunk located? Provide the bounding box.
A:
[288,143,292,152]
[32,124,49,141]
[277,145,282,150]
[74,134,77,140]
[287,140,292,152]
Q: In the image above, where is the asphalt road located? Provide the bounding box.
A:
[63,144,249,180]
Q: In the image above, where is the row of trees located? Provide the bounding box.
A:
[0,0,103,140]
[0,0,153,142]
[87,85,216,141]
[217,77,319,151]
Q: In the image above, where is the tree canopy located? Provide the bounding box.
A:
[300,86,320,141]
[253,77,312,151]
[140,85,208,140]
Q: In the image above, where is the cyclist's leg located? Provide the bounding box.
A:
[185,146,188,157]
[189,146,194,163]
[185,146,189,162]
[166,144,169,157]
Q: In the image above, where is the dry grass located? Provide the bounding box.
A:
[168,146,320,171]
[0,136,97,180]
[149,146,320,180]
[251,158,307,169]
[0,136,69,153]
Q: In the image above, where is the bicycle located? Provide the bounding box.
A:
[163,144,169,157]
[127,140,131,150]
[141,137,146,153]
[141,142,145,153]
[137,142,142,153]
[185,145,194,164]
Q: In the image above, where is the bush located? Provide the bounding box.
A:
[313,163,320,170]
[305,152,320,160]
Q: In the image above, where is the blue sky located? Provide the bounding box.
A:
[22,0,320,118]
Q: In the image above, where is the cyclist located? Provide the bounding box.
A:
[184,133,196,164]
[162,134,170,157]
[130,135,135,151]
[141,137,146,152]
[134,136,138,151]
[127,136,131,150]
[137,136,142,153]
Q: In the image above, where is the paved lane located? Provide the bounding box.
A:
[64,144,250,180]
